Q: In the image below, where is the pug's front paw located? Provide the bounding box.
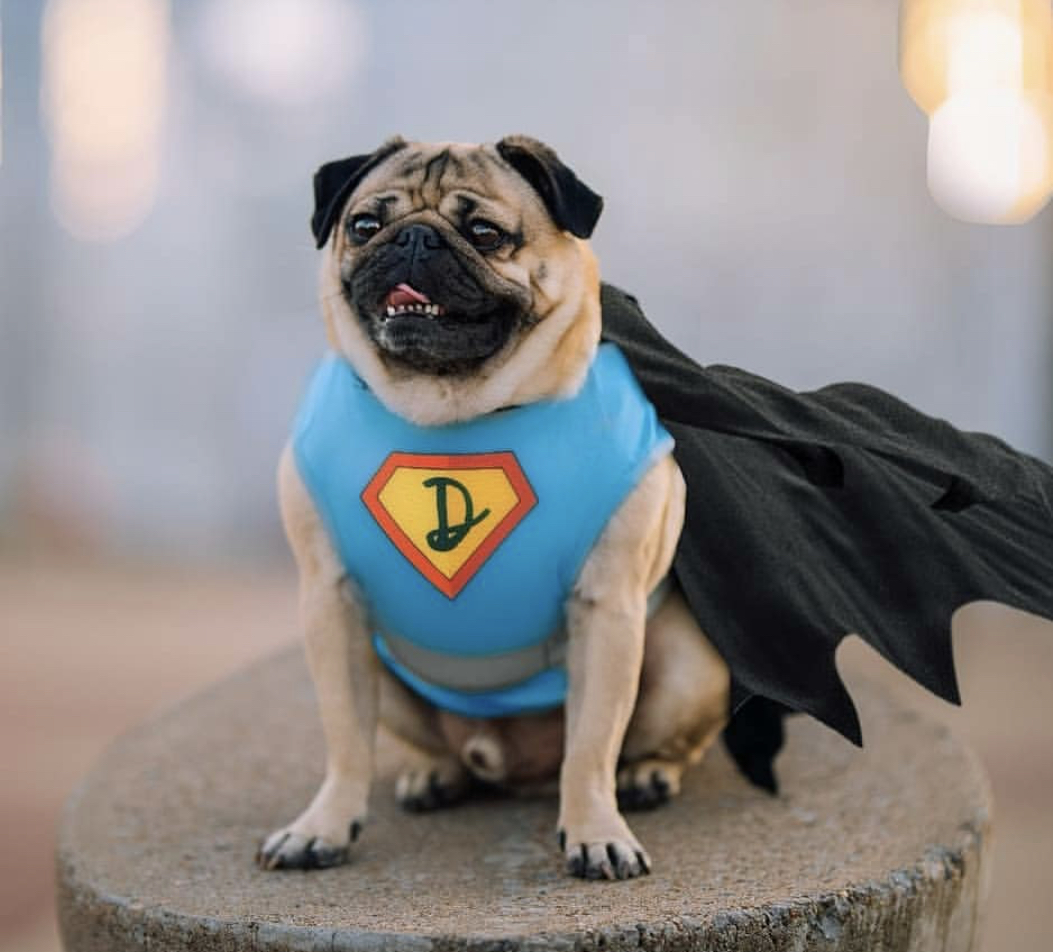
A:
[256,780,367,871]
[556,814,652,881]
[256,820,361,871]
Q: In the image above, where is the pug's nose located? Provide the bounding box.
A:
[395,223,443,253]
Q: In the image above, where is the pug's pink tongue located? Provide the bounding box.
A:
[385,284,431,308]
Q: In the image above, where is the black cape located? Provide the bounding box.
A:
[600,284,1053,791]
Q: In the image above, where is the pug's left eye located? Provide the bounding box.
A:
[467,219,506,252]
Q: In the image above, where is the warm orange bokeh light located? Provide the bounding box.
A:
[41,0,170,242]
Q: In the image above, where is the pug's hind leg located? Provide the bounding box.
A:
[379,667,472,812]
[395,758,472,812]
[617,587,729,811]
[616,758,686,811]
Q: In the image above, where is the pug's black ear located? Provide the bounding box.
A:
[495,135,603,239]
[311,136,408,249]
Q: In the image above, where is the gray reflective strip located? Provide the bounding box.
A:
[377,575,673,694]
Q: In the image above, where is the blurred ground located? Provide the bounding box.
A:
[1,556,1051,951]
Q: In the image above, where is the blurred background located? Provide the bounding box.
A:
[1,1,1051,949]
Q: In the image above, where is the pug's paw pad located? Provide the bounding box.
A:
[256,819,361,871]
[616,758,684,811]
[395,757,470,812]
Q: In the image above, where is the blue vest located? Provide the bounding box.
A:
[291,343,673,718]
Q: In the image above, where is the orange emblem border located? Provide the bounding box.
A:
[361,451,537,599]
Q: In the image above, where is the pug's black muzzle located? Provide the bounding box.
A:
[344,222,530,375]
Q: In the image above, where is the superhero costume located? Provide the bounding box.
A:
[292,342,673,719]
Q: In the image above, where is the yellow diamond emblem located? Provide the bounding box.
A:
[361,451,537,598]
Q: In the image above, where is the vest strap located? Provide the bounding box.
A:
[376,577,674,694]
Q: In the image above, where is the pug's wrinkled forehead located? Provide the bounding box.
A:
[347,145,545,257]
[311,136,603,251]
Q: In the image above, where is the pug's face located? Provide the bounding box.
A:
[311,137,605,423]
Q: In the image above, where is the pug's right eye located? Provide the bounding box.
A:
[349,214,381,243]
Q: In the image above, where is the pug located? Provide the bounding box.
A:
[256,136,729,881]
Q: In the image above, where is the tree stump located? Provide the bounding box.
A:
[57,646,990,951]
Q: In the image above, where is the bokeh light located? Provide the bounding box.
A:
[195,0,365,108]
[41,0,170,242]
[928,90,1051,222]
[900,0,1053,223]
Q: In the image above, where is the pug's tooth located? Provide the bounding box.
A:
[386,306,396,317]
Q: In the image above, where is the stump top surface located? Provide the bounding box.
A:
[58,646,990,951]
